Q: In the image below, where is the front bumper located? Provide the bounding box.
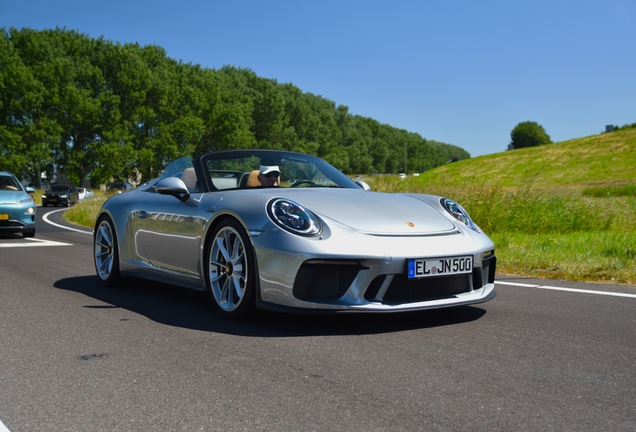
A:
[0,217,36,234]
[43,197,69,206]
[252,226,497,312]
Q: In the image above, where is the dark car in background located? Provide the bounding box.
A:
[42,185,79,207]
[0,171,36,237]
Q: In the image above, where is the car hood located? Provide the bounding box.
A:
[295,189,456,235]
[0,191,31,203]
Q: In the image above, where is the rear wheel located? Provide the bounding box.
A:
[94,215,121,286]
[206,219,256,320]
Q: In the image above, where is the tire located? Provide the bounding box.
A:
[23,229,35,238]
[206,219,256,320]
[94,215,121,286]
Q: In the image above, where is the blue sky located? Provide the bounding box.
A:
[1,0,634,157]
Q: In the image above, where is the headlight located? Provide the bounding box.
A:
[25,207,35,214]
[441,198,481,232]
[267,198,322,236]
[18,197,34,204]
[61,194,67,198]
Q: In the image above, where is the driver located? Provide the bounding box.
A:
[258,165,281,187]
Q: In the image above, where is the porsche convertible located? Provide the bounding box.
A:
[94,149,496,319]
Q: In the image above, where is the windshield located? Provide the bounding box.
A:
[160,156,194,180]
[199,150,359,191]
[0,174,23,191]
[51,185,70,192]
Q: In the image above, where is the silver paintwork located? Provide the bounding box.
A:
[94,150,496,315]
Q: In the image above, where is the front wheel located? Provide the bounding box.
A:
[206,219,256,320]
[94,215,121,286]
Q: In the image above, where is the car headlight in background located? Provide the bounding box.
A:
[268,198,322,236]
[441,198,481,232]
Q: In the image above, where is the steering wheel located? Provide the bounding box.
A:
[290,180,316,188]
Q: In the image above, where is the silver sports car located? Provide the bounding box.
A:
[94,149,496,319]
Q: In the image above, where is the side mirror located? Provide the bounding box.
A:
[156,177,190,201]
[355,180,372,191]
[25,186,35,197]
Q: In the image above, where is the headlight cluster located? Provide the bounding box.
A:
[268,198,321,236]
[441,198,481,232]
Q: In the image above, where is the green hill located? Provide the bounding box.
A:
[418,128,636,191]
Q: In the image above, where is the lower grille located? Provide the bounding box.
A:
[0,220,25,228]
[381,273,473,304]
[293,260,365,302]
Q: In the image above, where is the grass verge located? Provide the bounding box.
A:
[493,232,636,285]
[62,195,108,228]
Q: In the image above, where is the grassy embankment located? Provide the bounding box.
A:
[62,128,636,285]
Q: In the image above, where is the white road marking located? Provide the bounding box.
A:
[41,208,93,235]
[0,419,11,432]
[0,238,72,248]
[496,281,636,299]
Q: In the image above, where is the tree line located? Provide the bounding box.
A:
[1,27,470,187]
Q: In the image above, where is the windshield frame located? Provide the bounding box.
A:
[195,149,359,192]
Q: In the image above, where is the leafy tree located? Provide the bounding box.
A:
[1,27,475,184]
[0,28,60,187]
[510,121,552,149]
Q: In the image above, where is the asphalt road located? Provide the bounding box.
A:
[1,207,635,431]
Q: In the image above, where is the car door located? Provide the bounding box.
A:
[133,191,203,277]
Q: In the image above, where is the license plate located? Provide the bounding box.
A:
[0,214,8,220]
[50,199,57,202]
[408,256,473,279]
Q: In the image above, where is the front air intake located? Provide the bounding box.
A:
[293,260,366,302]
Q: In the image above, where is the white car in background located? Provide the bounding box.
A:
[77,187,94,201]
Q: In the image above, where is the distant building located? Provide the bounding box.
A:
[606,125,615,133]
